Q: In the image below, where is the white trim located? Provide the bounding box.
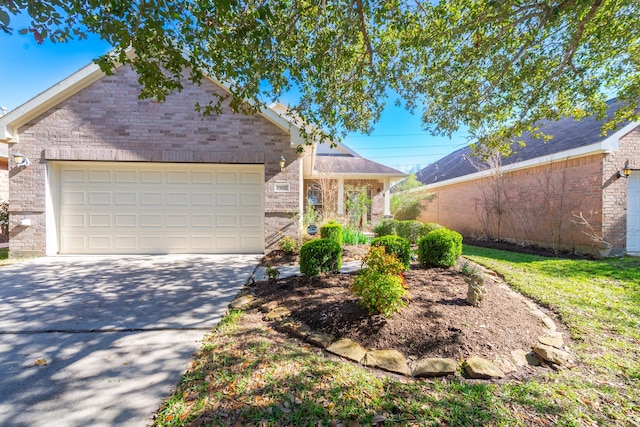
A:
[0,63,105,141]
[383,178,391,215]
[308,171,405,181]
[422,122,640,190]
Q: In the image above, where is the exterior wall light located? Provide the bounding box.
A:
[13,151,30,167]
[622,166,632,178]
[279,155,286,172]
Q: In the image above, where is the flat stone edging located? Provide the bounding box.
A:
[231,264,575,380]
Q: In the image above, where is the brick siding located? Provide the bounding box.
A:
[9,65,300,256]
[602,127,640,249]
[418,154,606,254]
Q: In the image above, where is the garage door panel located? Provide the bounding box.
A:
[167,171,188,184]
[192,171,213,184]
[57,162,264,254]
[217,172,238,184]
[89,170,111,183]
[192,215,213,227]
[89,214,111,227]
[115,235,137,249]
[192,193,213,206]
[116,170,137,183]
[89,192,111,205]
[62,169,86,183]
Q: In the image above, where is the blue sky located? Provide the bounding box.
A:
[1,29,470,173]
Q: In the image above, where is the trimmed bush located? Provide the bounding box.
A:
[418,222,444,239]
[373,219,398,237]
[320,221,343,246]
[396,220,424,244]
[371,235,411,270]
[299,238,342,276]
[418,228,463,267]
[351,246,407,317]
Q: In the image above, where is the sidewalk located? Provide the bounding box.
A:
[253,260,361,282]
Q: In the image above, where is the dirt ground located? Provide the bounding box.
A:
[251,255,553,363]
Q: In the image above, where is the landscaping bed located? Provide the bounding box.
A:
[250,261,552,365]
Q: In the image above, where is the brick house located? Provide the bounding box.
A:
[0,62,403,257]
[416,101,640,256]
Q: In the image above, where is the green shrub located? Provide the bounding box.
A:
[299,238,342,276]
[418,222,443,239]
[342,227,371,245]
[320,221,343,246]
[0,200,8,237]
[278,236,299,255]
[371,235,411,270]
[418,228,463,267]
[396,220,424,244]
[351,246,407,317]
[373,219,398,237]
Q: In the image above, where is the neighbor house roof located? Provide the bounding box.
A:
[417,100,640,186]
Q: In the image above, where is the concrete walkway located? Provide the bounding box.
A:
[253,260,362,281]
[0,254,260,427]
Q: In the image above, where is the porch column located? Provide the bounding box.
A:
[383,178,391,216]
[337,178,345,215]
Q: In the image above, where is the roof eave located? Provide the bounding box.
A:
[422,121,640,189]
[0,62,106,142]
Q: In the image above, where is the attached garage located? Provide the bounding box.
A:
[53,162,264,254]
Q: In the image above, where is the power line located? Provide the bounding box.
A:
[348,133,442,137]
[348,143,467,150]
[365,153,454,158]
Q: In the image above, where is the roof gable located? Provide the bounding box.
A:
[0,58,298,143]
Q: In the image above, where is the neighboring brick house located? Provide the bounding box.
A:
[0,62,403,257]
[416,101,640,256]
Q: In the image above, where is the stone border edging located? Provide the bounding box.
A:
[232,263,575,380]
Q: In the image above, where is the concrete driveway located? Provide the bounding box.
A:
[0,254,260,427]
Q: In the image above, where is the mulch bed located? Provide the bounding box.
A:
[251,259,551,362]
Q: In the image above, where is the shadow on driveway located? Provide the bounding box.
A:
[0,254,260,427]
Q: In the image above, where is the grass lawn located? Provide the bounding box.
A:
[152,246,639,426]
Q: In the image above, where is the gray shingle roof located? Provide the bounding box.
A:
[417,99,636,185]
[315,155,405,176]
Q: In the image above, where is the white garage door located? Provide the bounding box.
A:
[627,174,640,253]
[56,162,264,254]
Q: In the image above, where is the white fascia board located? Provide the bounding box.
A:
[599,120,640,150]
[423,121,640,190]
[307,171,406,182]
[0,62,106,142]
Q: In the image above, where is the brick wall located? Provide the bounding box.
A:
[602,127,640,250]
[9,65,300,256]
[418,154,605,254]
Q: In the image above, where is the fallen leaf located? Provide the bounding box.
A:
[372,414,387,424]
[35,358,47,366]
